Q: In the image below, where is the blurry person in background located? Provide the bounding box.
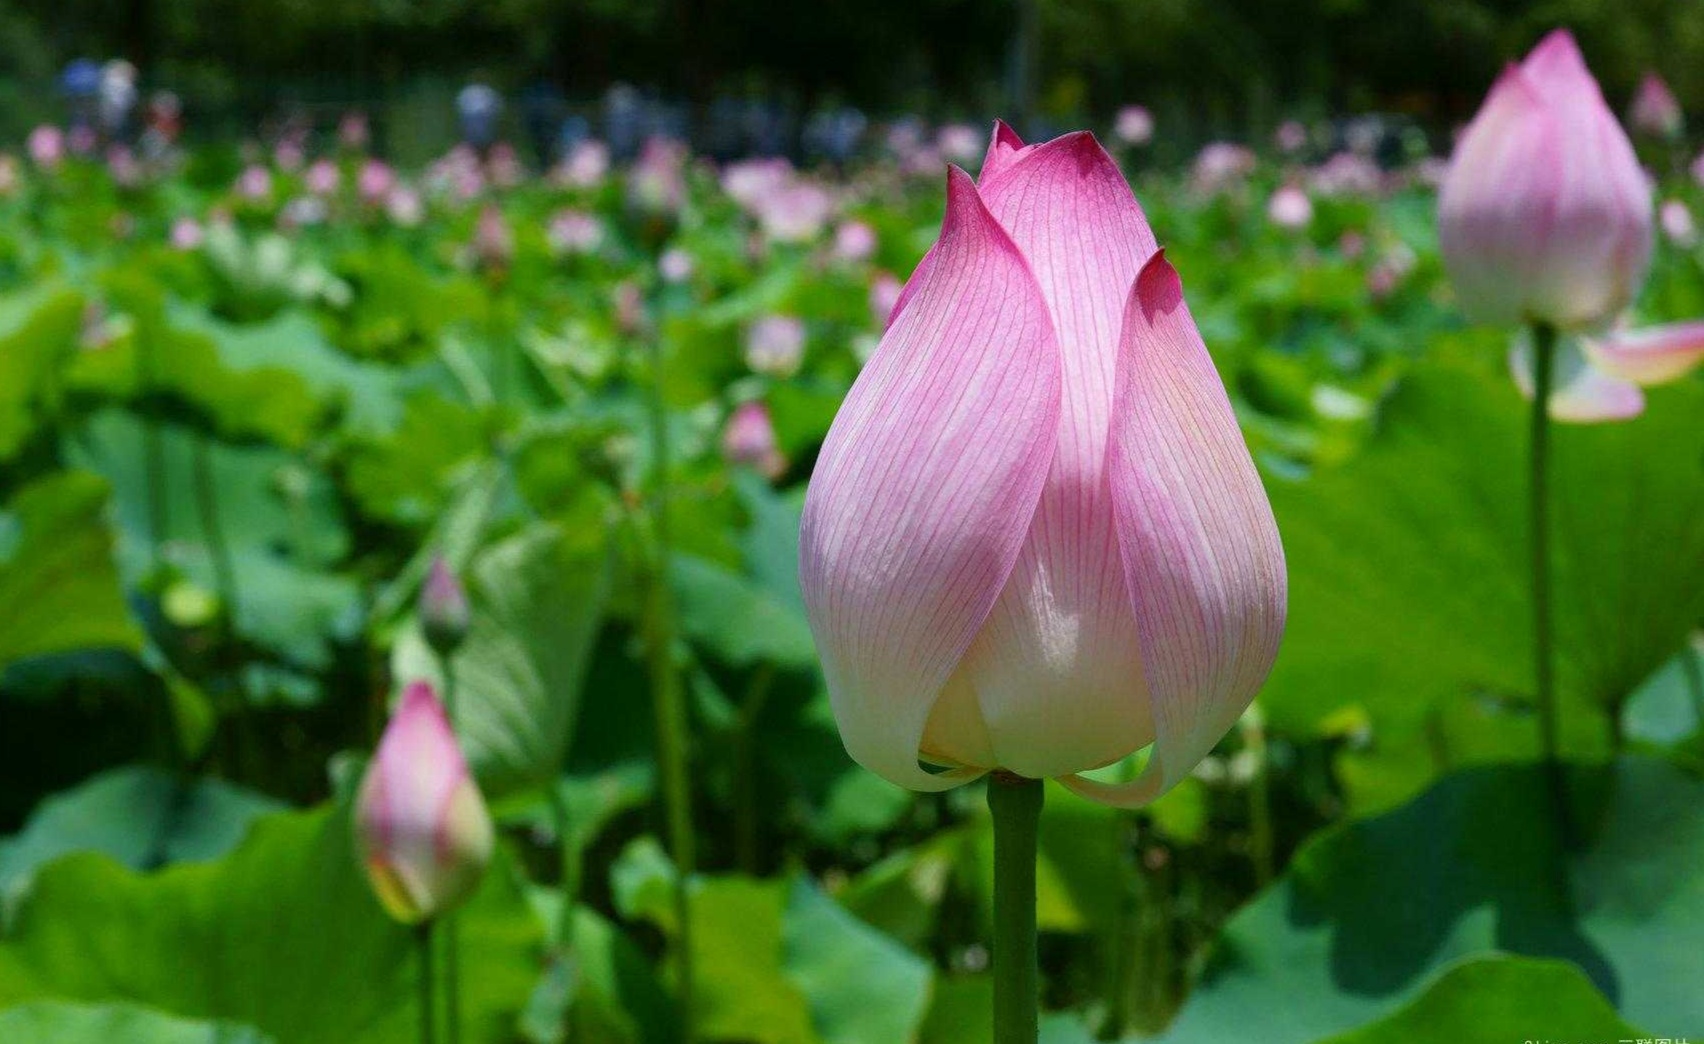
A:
[60,58,100,137]
[98,60,140,146]
[604,83,645,161]
[457,76,504,160]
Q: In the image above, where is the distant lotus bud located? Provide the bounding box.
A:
[1660,199,1696,247]
[169,217,204,251]
[67,125,97,157]
[557,140,609,188]
[833,219,878,262]
[744,315,806,377]
[473,204,513,270]
[27,125,64,169]
[612,280,646,335]
[339,111,370,151]
[107,146,140,189]
[758,183,834,244]
[1629,71,1683,140]
[722,401,786,479]
[358,160,395,202]
[305,159,340,196]
[1438,30,1653,329]
[1192,142,1256,194]
[354,682,492,924]
[937,123,985,164]
[274,140,305,173]
[420,556,471,656]
[0,156,18,196]
[1274,120,1308,154]
[386,186,424,227]
[869,272,904,328]
[722,157,793,210]
[658,246,695,283]
[1266,184,1313,230]
[628,137,688,215]
[236,164,273,202]
[1309,152,1383,197]
[547,208,605,256]
[487,142,523,188]
[1114,106,1154,147]
[1692,149,1704,188]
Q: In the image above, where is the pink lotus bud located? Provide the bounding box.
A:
[833,220,878,262]
[386,186,424,227]
[27,125,64,169]
[658,247,695,283]
[547,208,605,256]
[305,159,340,196]
[937,123,985,164]
[869,272,904,328]
[722,401,786,479]
[473,204,513,270]
[354,682,493,924]
[1114,106,1154,147]
[799,124,1286,805]
[744,315,806,377]
[1629,71,1683,140]
[273,141,305,173]
[339,111,370,151]
[487,142,524,188]
[1192,142,1256,194]
[169,217,204,251]
[628,137,688,215]
[358,160,395,202]
[556,140,609,188]
[1274,120,1308,154]
[106,146,141,189]
[420,555,471,655]
[1509,320,1704,424]
[722,157,794,210]
[1438,30,1653,329]
[1660,199,1696,247]
[1266,184,1313,230]
[758,182,835,244]
[67,125,97,157]
[235,165,273,202]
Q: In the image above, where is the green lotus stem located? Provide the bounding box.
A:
[436,657,463,1044]
[191,433,239,627]
[1100,824,1138,1040]
[417,921,438,1044]
[642,330,697,1041]
[734,664,777,874]
[1528,321,1570,846]
[989,773,1043,1044]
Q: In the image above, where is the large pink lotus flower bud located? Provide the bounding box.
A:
[1438,30,1653,329]
[354,682,493,924]
[722,401,786,479]
[799,124,1287,806]
[1629,71,1683,140]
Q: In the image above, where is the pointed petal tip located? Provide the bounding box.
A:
[1134,248,1182,318]
[991,119,1025,150]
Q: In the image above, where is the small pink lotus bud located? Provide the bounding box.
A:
[473,204,513,270]
[235,164,273,202]
[744,315,806,377]
[27,125,64,170]
[1274,120,1308,154]
[339,111,370,151]
[658,247,695,283]
[420,555,471,655]
[547,208,605,256]
[1438,31,1652,328]
[169,217,204,251]
[869,272,904,328]
[833,220,878,262]
[722,401,786,479]
[937,124,985,164]
[1114,106,1154,147]
[1629,71,1683,140]
[1192,142,1256,194]
[758,183,834,244]
[354,682,493,924]
[1660,199,1696,247]
[1266,184,1313,230]
[305,159,340,196]
[556,140,609,188]
[386,186,424,227]
[358,160,395,202]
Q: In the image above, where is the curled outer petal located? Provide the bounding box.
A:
[1062,253,1287,807]
[799,167,1062,791]
[1510,335,1645,423]
[1584,319,1704,386]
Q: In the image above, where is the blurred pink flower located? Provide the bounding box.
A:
[273,140,305,173]
[759,182,835,243]
[834,219,878,262]
[487,142,524,188]
[1192,142,1256,194]
[1309,152,1384,197]
[386,186,424,227]
[339,111,370,151]
[722,401,786,479]
[169,216,204,251]
[473,204,513,269]
[937,123,985,164]
[557,140,610,188]
[722,157,794,210]
[869,272,904,327]
[358,160,396,202]
[1266,183,1313,230]
[305,159,340,196]
[27,125,63,169]
[1629,71,1683,139]
[628,137,688,214]
[547,208,605,256]
[745,314,806,376]
[1509,320,1704,423]
[236,164,273,202]
[1660,199,1697,247]
[1114,106,1154,147]
[1274,120,1308,154]
[1438,30,1652,329]
[659,247,695,283]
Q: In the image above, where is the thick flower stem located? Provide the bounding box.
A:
[1528,322,1570,848]
[417,921,438,1044]
[989,773,1044,1044]
[642,332,697,1042]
